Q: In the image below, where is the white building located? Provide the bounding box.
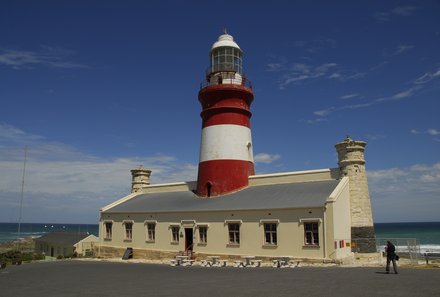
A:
[98,33,375,263]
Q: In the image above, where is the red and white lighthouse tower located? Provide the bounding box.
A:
[197,32,255,197]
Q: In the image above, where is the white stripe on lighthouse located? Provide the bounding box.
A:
[199,124,254,162]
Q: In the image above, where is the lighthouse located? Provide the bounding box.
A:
[196,32,255,197]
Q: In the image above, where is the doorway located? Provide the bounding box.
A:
[185,228,193,251]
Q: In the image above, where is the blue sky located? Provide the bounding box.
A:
[1,1,439,224]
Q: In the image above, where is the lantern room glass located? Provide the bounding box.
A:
[211,46,242,75]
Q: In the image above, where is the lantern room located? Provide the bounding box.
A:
[207,33,244,86]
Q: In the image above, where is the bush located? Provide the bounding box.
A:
[0,251,48,263]
[56,255,63,259]
[0,250,22,264]
[33,253,45,260]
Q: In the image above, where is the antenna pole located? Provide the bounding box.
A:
[17,146,28,251]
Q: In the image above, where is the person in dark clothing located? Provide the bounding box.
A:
[385,240,398,274]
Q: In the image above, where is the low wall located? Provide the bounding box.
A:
[96,246,177,259]
[95,246,336,264]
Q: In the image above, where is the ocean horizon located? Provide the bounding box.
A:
[1,221,439,253]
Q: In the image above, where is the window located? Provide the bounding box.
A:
[199,226,207,244]
[228,223,240,244]
[171,226,179,243]
[104,222,113,239]
[147,223,156,241]
[124,222,133,240]
[211,46,242,74]
[264,223,277,245]
[304,222,319,246]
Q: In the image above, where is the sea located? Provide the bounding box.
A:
[0,222,439,253]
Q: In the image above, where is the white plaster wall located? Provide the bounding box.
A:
[326,179,352,259]
[99,208,330,259]
[74,235,99,255]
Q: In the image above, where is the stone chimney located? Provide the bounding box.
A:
[130,165,151,193]
[335,136,376,252]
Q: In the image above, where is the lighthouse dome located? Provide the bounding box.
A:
[211,33,241,51]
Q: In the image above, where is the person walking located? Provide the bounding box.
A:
[385,240,398,274]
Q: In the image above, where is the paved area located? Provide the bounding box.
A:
[1,260,439,296]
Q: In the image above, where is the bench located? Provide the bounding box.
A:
[289,260,301,268]
[250,260,262,267]
[201,259,228,267]
[181,259,195,266]
[424,253,440,264]
[272,258,300,268]
[233,260,245,268]
[272,259,289,268]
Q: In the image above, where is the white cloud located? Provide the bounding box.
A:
[394,44,414,55]
[427,129,440,136]
[323,66,440,116]
[266,63,284,72]
[312,83,423,119]
[269,54,365,89]
[383,44,414,57]
[0,47,87,69]
[373,12,390,22]
[314,108,334,117]
[391,6,417,16]
[306,118,328,124]
[318,85,420,117]
[340,93,359,100]
[0,124,44,142]
[369,162,440,222]
[313,102,373,117]
[374,6,417,22]
[388,86,421,100]
[254,153,281,164]
[0,124,198,223]
[368,162,440,195]
[410,128,440,140]
[278,62,338,89]
[414,67,440,84]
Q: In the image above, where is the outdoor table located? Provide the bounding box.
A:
[176,255,188,266]
[242,256,255,267]
[275,257,290,268]
[207,256,220,266]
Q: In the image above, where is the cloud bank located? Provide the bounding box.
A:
[368,163,440,222]
[0,123,197,223]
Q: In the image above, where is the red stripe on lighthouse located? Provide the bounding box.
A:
[201,108,251,128]
[197,160,255,197]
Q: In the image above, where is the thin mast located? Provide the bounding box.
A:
[17,146,28,250]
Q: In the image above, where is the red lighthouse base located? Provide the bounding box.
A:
[197,160,254,197]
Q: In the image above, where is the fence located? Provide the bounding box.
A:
[353,238,421,264]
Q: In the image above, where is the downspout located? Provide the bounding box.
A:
[323,206,327,260]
